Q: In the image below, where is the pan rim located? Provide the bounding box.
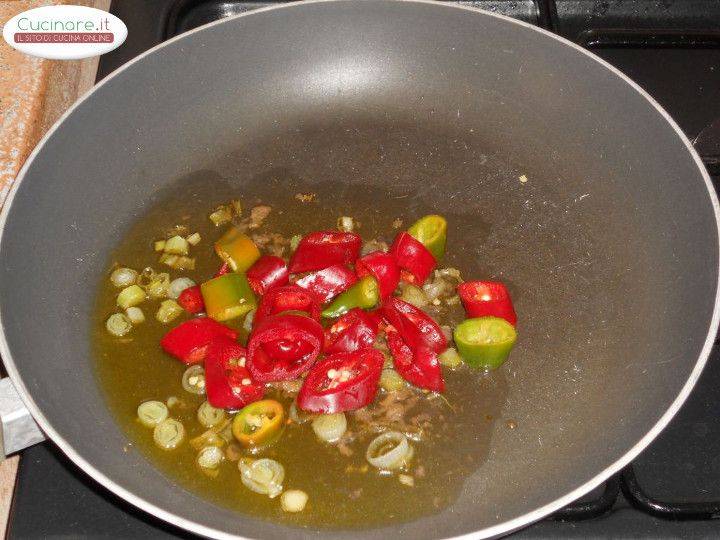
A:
[0,0,718,538]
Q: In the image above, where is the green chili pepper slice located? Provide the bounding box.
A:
[321,275,379,319]
[453,316,517,369]
[214,227,261,272]
[201,273,257,322]
[407,214,447,261]
[232,399,285,448]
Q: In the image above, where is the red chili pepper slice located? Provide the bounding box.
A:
[177,285,205,314]
[324,308,379,354]
[399,269,418,284]
[214,262,231,277]
[204,336,264,409]
[386,327,444,392]
[295,264,358,303]
[381,297,447,353]
[254,285,321,325]
[247,313,324,382]
[160,317,238,364]
[389,232,436,284]
[457,281,517,326]
[355,251,400,299]
[246,255,289,296]
[297,347,385,413]
[367,309,383,329]
[289,231,362,274]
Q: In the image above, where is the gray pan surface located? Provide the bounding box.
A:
[0,1,718,538]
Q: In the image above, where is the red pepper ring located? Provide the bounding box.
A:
[389,232,436,285]
[247,313,324,382]
[297,347,385,413]
[177,285,205,314]
[160,317,238,365]
[386,327,444,392]
[246,255,289,296]
[289,231,362,274]
[214,262,231,277]
[381,297,447,354]
[355,251,400,299]
[204,336,264,409]
[324,308,379,354]
[294,264,358,304]
[457,281,517,326]
[254,285,321,326]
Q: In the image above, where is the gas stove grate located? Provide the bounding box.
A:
[165,0,720,47]
[551,464,720,522]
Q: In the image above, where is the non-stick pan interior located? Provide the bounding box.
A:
[0,1,716,538]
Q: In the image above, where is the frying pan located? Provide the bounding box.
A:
[0,1,718,538]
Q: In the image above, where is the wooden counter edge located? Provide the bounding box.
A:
[0,0,110,536]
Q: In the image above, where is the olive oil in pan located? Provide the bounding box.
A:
[93,122,515,527]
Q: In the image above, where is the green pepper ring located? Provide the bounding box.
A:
[200,273,257,322]
[232,399,286,449]
[454,316,517,369]
[321,275,379,318]
[407,214,447,261]
[214,227,261,272]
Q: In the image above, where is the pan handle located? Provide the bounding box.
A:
[0,378,45,457]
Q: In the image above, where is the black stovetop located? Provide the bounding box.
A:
[9,1,720,538]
